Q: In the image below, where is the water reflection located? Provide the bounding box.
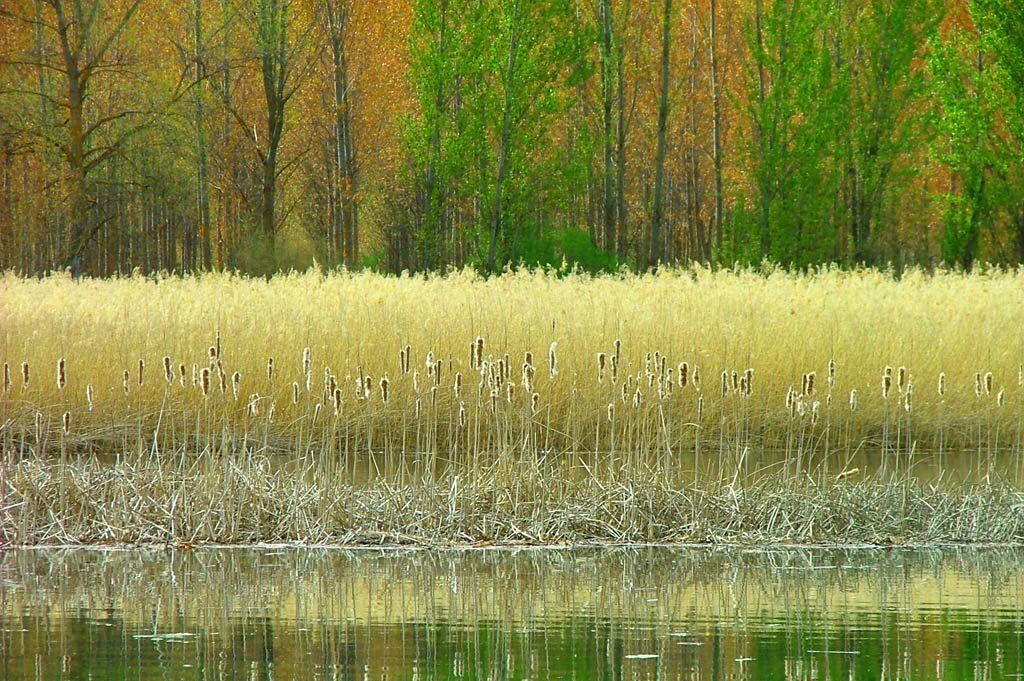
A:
[1,547,1022,679]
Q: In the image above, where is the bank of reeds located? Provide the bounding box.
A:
[3,267,1024,546]
[3,447,1024,546]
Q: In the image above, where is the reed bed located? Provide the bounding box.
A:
[2,266,1024,545]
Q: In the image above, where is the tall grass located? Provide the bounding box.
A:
[3,266,1024,545]
[2,266,1023,475]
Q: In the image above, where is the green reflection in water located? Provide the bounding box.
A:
[1,547,1023,680]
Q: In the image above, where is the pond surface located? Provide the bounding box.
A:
[1,547,1022,680]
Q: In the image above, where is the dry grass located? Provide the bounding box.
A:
[2,266,1024,546]
[3,448,1024,546]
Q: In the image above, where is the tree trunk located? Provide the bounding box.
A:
[649,0,672,268]
[486,0,521,274]
[709,0,725,254]
[599,0,616,254]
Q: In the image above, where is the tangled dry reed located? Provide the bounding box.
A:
[2,266,1024,545]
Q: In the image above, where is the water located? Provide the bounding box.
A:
[1,547,1023,680]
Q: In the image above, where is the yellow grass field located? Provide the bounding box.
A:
[2,267,1023,470]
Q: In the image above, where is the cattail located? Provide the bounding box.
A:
[697,395,704,421]
[597,352,607,383]
[938,372,946,396]
[882,367,892,399]
[644,352,653,377]
[692,366,701,391]
[62,411,71,435]
[21,361,29,387]
[209,346,217,362]
[548,342,558,377]
[849,389,858,411]
[490,387,499,412]
[425,350,435,371]
[1019,364,1023,387]
[86,384,94,411]
[248,394,259,417]
[811,401,820,425]
[302,347,311,376]
[122,369,130,395]
[430,385,438,408]
[665,369,674,396]
[804,371,815,397]
[531,391,540,415]
[401,344,411,375]
[786,387,796,413]
[201,367,210,397]
[454,372,463,398]
[413,370,420,393]
[34,411,42,442]
[613,338,622,364]
[731,370,739,392]
[721,371,729,398]
[163,356,173,383]
[218,366,226,394]
[620,382,628,403]
[678,362,688,388]
[56,358,66,391]
[458,402,467,427]
[135,358,144,386]
[292,381,300,405]
[380,375,390,404]
[414,398,421,419]
[744,368,754,396]
[506,381,515,403]
[607,402,615,422]
[2,363,9,394]
[522,362,535,393]
[632,387,642,409]
[998,389,1005,407]
[333,388,343,415]
[231,371,241,400]
[313,402,323,423]
[975,371,983,397]
[178,363,187,387]
[797,398,806,418]
[191,364,198,388]
[267,357,274,382]
[474,337,485,369]
[827,359,836,388]
[904,391,912,413]
[215,330,222,360]
[985,372,993,396]
[610,355,619,384]
[739,374,748,398]
[897,366,907,394]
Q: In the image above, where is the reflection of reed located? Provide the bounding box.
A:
[2,548,1023,680]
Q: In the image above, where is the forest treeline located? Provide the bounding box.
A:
[0,0,1021,275]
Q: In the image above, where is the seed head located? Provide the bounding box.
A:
[531,391,540,415]
[975,372,982,398]
[163,356,173,383]
[248,394,259,417]
[380,375,390,404]
[2,363,9,394]
[607,402,615,422]
[721,371,729,398]
[998,389,1005,407]
[302,347,311,376]
[292,381,300,405]
[984,372,993,396]
[882,368,892,399]
[897,366,907,394]
[678,362,688,388]
[232,372,241,400]
[459,402,467,428]
[201,367,210,397]
[122,369,130,396]
[21,361,29,387]
[57,358,66,391]
[692,366,701,391]
[86,384,94,411]
[178,363,187,387]
[613,338,622,363]
[333,388,343,415]
[697,395,704,421]
[62,411,71,435]
[849,389,858,411]
[215,330,222,359]
[938,372,946,396]
[827,359,836,388]
[267,357,274,382]
[597,352,607,383]
[632,387,642,409]
[209,346,217,362]
[548,342,558,378]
